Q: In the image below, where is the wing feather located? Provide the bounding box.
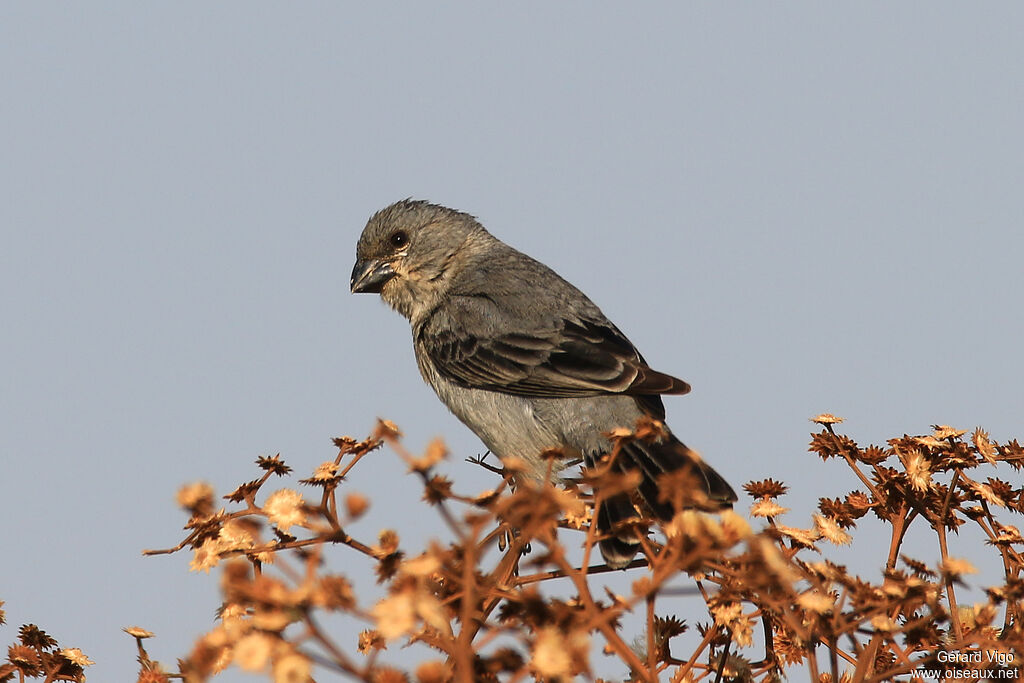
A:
[418,296,689,399]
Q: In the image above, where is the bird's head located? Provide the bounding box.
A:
[351,199,485,320]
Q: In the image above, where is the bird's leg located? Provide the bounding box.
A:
[465,450,505,475]
[498,478,533,570]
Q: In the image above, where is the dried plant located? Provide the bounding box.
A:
[2,415,1021,682]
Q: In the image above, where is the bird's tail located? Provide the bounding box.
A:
[591,434,736,569]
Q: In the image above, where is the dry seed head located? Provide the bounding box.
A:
[913,435,947,450]
[940,557,979,577]
[743,478,789,499]
[190,537,226,574]
[932,425,966,440]
[966,479,1006,507]
[664,510,724,542]
[814,515,853,545]
[722,653,754,679]
[252,606,292,632]
[973,428,997,464]
[992,524,1024,545]
[870,615,898,633]
[310,461,339,480]
[372,591,416,641]
[218,519,258,551]
[233,632,274,672]
[400,553,441,578]
[903,451,933,492]
[374,419,402,440]
[712,602,754,647]
[751,499,790,518]
[414,590,453,636]
[375,529,400,556]
[409,438,447,472]
[272,652,311,683]
[796,591,835,614]
[720,510,753,540]
[345,492,370,519]
[357,629,385,654]
[263,489,307,533]
[123,626,155,639]
[59,648,94,667]
[531,626,588,678]
[774,524,821,548]
[219,604,250,638]
[177,481,215,514]
[415,660,450,683]
[550,486,587,521]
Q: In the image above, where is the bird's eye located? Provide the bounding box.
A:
[389,231,408,248]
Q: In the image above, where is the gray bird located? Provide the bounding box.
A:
[350,199,736,568]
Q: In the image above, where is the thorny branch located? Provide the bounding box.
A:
[4,416,1022,683]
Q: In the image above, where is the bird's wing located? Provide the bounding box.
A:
[419,295,690,398]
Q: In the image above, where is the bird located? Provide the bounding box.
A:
[350,199,736,568]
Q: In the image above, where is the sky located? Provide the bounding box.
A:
[2,3,1023,681]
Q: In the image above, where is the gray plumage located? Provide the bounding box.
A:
[351,199,736,568]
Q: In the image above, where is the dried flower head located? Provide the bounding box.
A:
[59,648,94,668]
[374,419,403,440]
[813,514,853,545]
[400,553,441,578]
[940,557,979,578]
[913,436,947,450]
[870,615,898,633]
[415,660,450,683]
[123,626,155,639]
[190,537,226,574]
[711,602,754,647]
[372,591,416,642]
[18,625,57,650]
[973,428,997,464]
[408,438,447,472]
[375,529,400,557]
[233,633,274,672]
[773,524,821,549]
[345,492,370,519]
[531,625,590,678]
[932,425,966,440]
[272,652,311,683]
[357,629,385,654]
[720,510,753,540]
[218,518,258,551]
[300,461,341,486]
[8,644,41,674]
[256,454,292,476]
[991,523,1024,546]
[903,451,933,493]
[751,499,790,518]
[177,482,215,516]
[744,478,789,499]
[796,591,835,614]
[263,489,307,533]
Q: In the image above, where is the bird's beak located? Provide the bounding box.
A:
[350,258,396,293]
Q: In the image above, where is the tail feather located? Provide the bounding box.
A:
[596,494,643,570]
[625,437,736,517]
[591,434,736,568]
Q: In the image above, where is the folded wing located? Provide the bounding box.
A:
[419,295,690,399]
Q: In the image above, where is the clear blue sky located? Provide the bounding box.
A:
[2,4,1022,681]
